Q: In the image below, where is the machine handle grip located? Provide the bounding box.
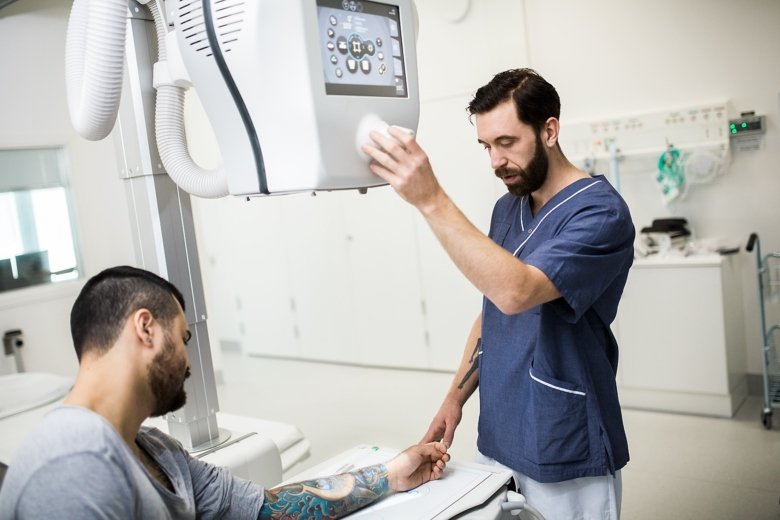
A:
[746,233,758,252]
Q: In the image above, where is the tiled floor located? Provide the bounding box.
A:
[216,352,780,519]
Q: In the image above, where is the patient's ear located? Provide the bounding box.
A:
[131,308,156,347]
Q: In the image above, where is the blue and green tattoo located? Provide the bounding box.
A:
[258,463,392,519]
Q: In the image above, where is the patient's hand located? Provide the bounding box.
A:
[385,441,450,492]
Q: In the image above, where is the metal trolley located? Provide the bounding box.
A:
[746,233,780,429]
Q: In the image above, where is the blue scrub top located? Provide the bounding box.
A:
[478,175,634,484]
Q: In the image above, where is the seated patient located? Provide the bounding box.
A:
[0,266,448,519]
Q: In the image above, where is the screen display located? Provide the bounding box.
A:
[317,0,408,97]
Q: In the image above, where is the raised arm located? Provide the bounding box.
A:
[363,129,559,315]
[258,442,449,519]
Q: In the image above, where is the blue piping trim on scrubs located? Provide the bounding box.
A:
[201,0,269,194]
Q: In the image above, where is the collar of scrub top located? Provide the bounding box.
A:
[512,179,603,257]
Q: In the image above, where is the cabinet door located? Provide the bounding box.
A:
[228,197,299,358]
[279,194,355,364]
[341,189,429,369]
[618,265,729,394]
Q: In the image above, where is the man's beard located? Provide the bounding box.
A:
[148,333,190,417]
[495,132,549,197]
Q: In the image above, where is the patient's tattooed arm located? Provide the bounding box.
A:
[258,442,449,519]
[258,463,391,519]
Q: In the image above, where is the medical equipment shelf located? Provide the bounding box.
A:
[746,233,780,429]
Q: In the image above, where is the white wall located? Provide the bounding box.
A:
[0,0,136,377]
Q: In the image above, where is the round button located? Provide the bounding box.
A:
[376,37,383,47]
[330,55,338,64]
[348,34,365,60]
[329,15,337,26]
[335,68,343,78]
[327,41,335,51]
[336,36,348,54]
[327,28,335,38]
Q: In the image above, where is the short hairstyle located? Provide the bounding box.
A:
[70,266,186,360]
[467,68,561,134]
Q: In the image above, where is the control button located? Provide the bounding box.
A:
[330,55,338,64]
[336,36,348,54]
[360,59,371,74]
[335,67,343,78]
[327,28,335,38]
[378,63,387,76]
[348,34,365,59]
[389,20,399,38]
[327,41,335,51]
[393,57,403,76]
[365,40,375,56]
[375,37,383,47]
[391,38,401,57]
[342,0,350,9]
[329,15,337,26]
[377,51,384,61]
[349,0,358,11]
[346,59,358,73]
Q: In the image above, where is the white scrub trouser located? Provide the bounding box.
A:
[475,451,621,520]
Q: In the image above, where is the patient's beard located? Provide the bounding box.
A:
[148,334,190,417]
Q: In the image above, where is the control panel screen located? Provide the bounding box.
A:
[317,0,408,97]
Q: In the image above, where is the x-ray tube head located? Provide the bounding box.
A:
[173,0,420,196]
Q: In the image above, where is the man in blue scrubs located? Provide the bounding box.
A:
[364,69,634,519]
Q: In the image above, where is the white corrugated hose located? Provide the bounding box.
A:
[65,0,228,198]
[65,0,127,141]
[149,1,228,198]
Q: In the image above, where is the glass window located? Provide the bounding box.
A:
[0,148,79,293]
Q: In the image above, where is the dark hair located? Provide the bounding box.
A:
[70,266,185,360]
[467,68,561,134]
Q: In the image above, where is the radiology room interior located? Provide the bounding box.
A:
[1,0,779,518]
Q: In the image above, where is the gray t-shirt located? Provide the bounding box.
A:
[0,405,264,519]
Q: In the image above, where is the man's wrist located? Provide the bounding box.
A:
[445,386,469,407]
[419,189,449,218]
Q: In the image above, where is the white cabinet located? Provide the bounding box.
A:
[222,190,433,370]
[614,254,747,417]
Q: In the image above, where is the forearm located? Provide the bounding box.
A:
[445,314,482,406]
[258,464,391,519]
[421,192,553,314]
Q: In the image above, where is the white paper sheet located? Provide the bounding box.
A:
[288,445,500,519]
